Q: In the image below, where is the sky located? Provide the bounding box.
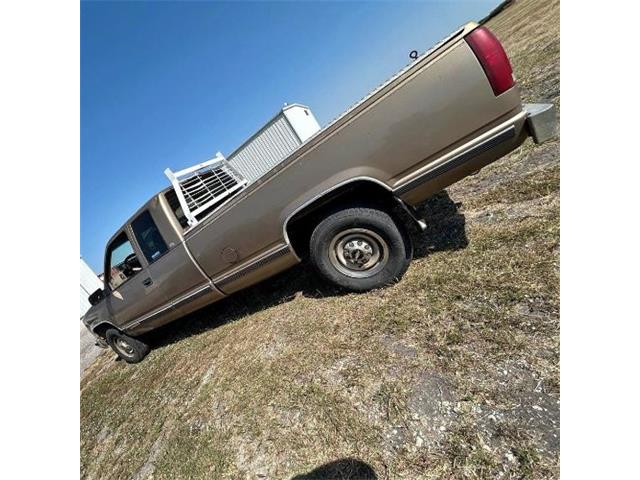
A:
[81,0,498,273]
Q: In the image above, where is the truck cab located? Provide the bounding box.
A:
[83,191,224,359]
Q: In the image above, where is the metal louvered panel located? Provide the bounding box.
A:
[227,104,321,184]
[181,167,241,210]
[165,153,248,228]
[228,114,301,184]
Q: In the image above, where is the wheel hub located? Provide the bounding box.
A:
[342,239,375,267]
[115,338,135,357]
[329,228,389,278]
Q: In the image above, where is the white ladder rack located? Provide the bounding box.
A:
[164,152,248,227]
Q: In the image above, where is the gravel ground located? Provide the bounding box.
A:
[80,323,104,377]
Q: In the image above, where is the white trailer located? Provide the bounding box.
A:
[227,103,321,184]
[80,257,103,319]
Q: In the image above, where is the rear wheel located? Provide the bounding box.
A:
[309,206,412,292]
[105,328,149,364]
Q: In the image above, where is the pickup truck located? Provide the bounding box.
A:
[82,23,556,363]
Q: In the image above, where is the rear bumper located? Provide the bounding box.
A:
[524,103,557,144]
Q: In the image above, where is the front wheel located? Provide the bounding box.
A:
[309,206,413,292]
[105,328,149,364]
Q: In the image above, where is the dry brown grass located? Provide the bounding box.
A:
[81,1,560,478]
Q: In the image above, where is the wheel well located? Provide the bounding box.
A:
[93,323,116,339]
[285,180,398,260]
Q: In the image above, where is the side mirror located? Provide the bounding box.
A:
[88,288,105,306]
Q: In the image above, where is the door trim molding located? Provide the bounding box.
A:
[213,244,292,289]
[121,283,213,331]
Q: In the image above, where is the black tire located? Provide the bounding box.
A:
[105,328,149,364]
[309,206,413,292]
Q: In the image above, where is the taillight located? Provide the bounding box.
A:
[465,26,514,96]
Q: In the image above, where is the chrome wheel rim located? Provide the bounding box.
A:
[328,228,389,278]
[115,338,135,357]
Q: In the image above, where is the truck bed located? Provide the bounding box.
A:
[183,24,474,239]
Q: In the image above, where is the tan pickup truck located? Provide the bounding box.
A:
[83,23,556,363]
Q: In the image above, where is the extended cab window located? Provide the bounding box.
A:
[107,232,142,290]
[131,210,169,263]
[164,189,189,230]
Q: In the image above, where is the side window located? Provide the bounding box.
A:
[164,189,189,230]
[131,210,169,263]
[106,232,142,290]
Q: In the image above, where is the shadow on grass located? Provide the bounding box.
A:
[411,190,468,257]
[142,190,467,350]
[290,458,377,480]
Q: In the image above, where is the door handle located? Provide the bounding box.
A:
[142,277,153,287]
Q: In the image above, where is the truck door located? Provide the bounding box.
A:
[104,229,158,329]
[126,208,222,333]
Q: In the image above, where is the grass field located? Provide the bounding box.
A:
[81,1,560,478]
